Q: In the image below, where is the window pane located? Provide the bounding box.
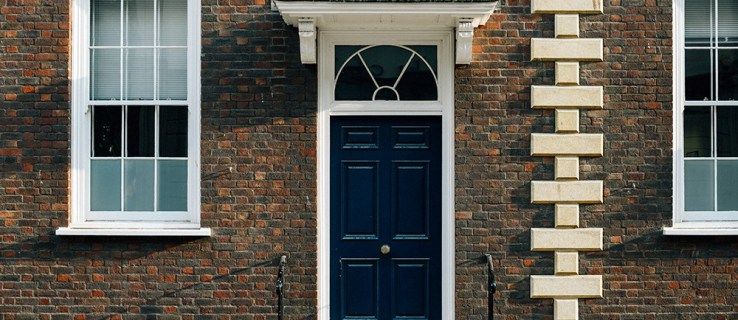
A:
[127,106,155,157]
[125,48,155,100]
[158,48,187,100]
[159,0,187,46]
[685,0,714,47]
[717,107,738,156]
[361,46,413,87]
[395,54,438,100]
[335,45,363,76]
[374,88,398,100]
[159,106,188,157]
[92,0,121,46]
[125,0,154,46]
[91,159,121,211]
[717,50,738,101]
[157,160,187,211]
[91,49,121,100]
[684,106,711,157]
[124,159,154,211]
[684,160,715,211]
[335,55,375,101]
[685,50,712,101]
[408,45,438,74]
[717,160,738,210]
[93,106,122,157]
[718,0,738,46]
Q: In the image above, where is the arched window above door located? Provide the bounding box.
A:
[334,45,438,101]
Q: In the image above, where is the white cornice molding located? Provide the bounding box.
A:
[273,1,498,64]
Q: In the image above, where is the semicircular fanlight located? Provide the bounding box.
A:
[334,45,438,101]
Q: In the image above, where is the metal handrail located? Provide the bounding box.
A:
[277,255,287,320]
[485,254,497,320]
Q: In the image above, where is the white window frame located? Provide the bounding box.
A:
[317,31,455,320]
[667,0,738,235]
[58,0,208,236]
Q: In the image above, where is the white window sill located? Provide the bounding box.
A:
[662,227,738,236]
[55,227,211,237]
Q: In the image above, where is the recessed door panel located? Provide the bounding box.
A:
[341,259,380,319]
[392,162,430,239]
[331,116,441,320]
[391,259,430,320]
[342,162,379,239]
[392,126,430,149]
[343,126,379,149]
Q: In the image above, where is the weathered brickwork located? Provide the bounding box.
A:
[2,0,318,318]
[0,0,735,319]
[456,1,736,319]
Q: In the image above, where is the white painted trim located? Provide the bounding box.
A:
[671,0,738,230]
[56,227,211,237]
[274,1,497,27]
[273,0,497,64]
[672,0,684,229]
[64,0,203,234]
[663,227,738,236]
[317,31,455,320]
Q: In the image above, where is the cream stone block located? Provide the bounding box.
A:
[554,299,579,320]
[531,38,603,61]
[555,14,579,38]
[531,0,604,14]
[531,85,603,109]
[555,251,579,275]
[531,180,603,203]
[555,156,579,180]
[555,109,579,132]
[555,62,579,85]
[530,228,603,251]
[530,275,603,298]
[555,204,579,228]
[531,133,603,156]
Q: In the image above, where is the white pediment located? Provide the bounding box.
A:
[273,1,498,64]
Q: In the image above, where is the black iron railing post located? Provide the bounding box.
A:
[485,254,496,320]
[277,255,287,320]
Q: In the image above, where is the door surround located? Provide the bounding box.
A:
[317,31,455,320]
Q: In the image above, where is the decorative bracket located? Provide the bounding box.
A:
[455,18,475,65]
[297,18,316,64]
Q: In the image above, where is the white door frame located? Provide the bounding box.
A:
[316,30,455,320]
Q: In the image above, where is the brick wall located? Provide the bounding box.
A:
[456,0,736,319]
[0,0,735,319]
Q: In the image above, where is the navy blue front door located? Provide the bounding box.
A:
[330,116,442,320]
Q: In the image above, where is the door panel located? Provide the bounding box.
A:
[391,259,430,319]
[341,162,379,240]
[391,126,431,149]
[331,116,442,320]
[341,259,380,319]
[342,126,379,149]
[392,162,430,239]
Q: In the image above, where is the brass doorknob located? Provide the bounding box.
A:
[380,244,391,255]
